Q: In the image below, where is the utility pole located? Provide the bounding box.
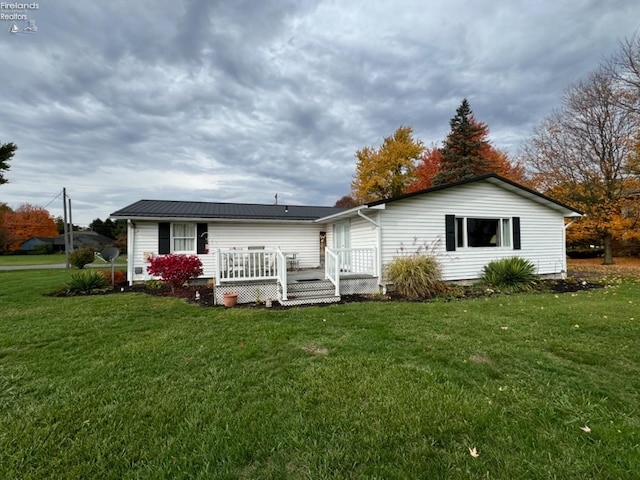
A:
[63,188,69,268]
[68,197,74,257]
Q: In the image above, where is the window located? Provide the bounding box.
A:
[159,223,207,255]
[453,217,512,248]
[172,223,196,252]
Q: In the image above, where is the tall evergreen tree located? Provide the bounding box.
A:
[0,141,17,186]
[432,99,495,186]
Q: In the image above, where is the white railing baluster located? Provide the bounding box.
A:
[216,248,279,283]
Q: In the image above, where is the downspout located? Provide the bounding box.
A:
[127,220,135,285]
[357,209,383,286]
[562,219,577,279]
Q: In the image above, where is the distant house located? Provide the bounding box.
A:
[111,174,582,306]
[20,237,55,252]
[52,231,114,252]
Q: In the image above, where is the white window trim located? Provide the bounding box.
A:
[455,217,512,248]
[172,223,196,253]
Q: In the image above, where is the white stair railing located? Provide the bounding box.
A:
[325,248,340,297]
[276,248,288,300]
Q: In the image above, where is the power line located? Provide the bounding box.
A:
[43,189,63,209]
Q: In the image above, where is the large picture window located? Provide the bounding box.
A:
[172,223,196,252]
[455,217,511,248]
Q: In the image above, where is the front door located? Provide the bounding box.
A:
[333,221,351,272]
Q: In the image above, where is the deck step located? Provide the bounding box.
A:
[279,278,340,306]
[278,295,341,307]
[287,279,334,292]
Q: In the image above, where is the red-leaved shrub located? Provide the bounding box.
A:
[98,269,127,286]
[146,254,203,291]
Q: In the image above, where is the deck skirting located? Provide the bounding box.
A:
[213,275,379,306]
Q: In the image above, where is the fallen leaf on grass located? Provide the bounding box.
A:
[301,344,329,355]
[469,447,479,458]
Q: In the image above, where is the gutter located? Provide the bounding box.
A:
[561,219,579,279]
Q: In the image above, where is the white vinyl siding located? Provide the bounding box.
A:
[209,223,323,270]
[376,181,567,281]
[130,221,323,281]
[130,222,160,282]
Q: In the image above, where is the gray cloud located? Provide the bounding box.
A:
[1,0,639,225]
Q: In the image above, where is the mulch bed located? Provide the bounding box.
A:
[49,256,640,308]
[51,274,606,309]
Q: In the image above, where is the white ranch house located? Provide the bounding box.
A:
[110,174,582,306]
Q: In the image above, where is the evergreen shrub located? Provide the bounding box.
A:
[67,270,108,293]
[481,257,538,293]
[69,247,95,269]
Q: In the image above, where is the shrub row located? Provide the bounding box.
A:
[385,254,539,299]
[566,248,604,259]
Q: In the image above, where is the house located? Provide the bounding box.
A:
[21,232,114,253]
[110,174,582,305]
[52,231,114,252]
[20,236,55,252]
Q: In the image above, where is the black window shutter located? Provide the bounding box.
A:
[196,223,207,254]
[512,217,521,250]
[445,215,456,251]
[158,222,171,254]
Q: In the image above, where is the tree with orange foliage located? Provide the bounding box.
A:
[334,195,359,208]
[522,68,640,263]
[2,204,59,251]
[0,202,13,252]
[405,145,441,193]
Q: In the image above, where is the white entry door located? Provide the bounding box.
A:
[333,221,351,272]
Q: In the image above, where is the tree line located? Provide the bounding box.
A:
[342,37,640,263]
[0,203,127,254]
[3,38,640,262]
[0,141,129,253]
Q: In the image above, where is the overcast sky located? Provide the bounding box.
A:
[0,1,639,226]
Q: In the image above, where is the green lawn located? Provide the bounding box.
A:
[0,253,68,266]
[0,254,126,267]
[1,269,639,479]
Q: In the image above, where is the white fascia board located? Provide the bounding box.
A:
[109,216,315,224]
[314,204,385,223]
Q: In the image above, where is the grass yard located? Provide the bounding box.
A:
[0,254,69,266]
[0,254,127,267]
[1,269,639,478]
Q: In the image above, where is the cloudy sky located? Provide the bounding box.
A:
[0,1,639,226]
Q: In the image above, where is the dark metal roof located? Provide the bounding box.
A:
[110,200,346,221]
